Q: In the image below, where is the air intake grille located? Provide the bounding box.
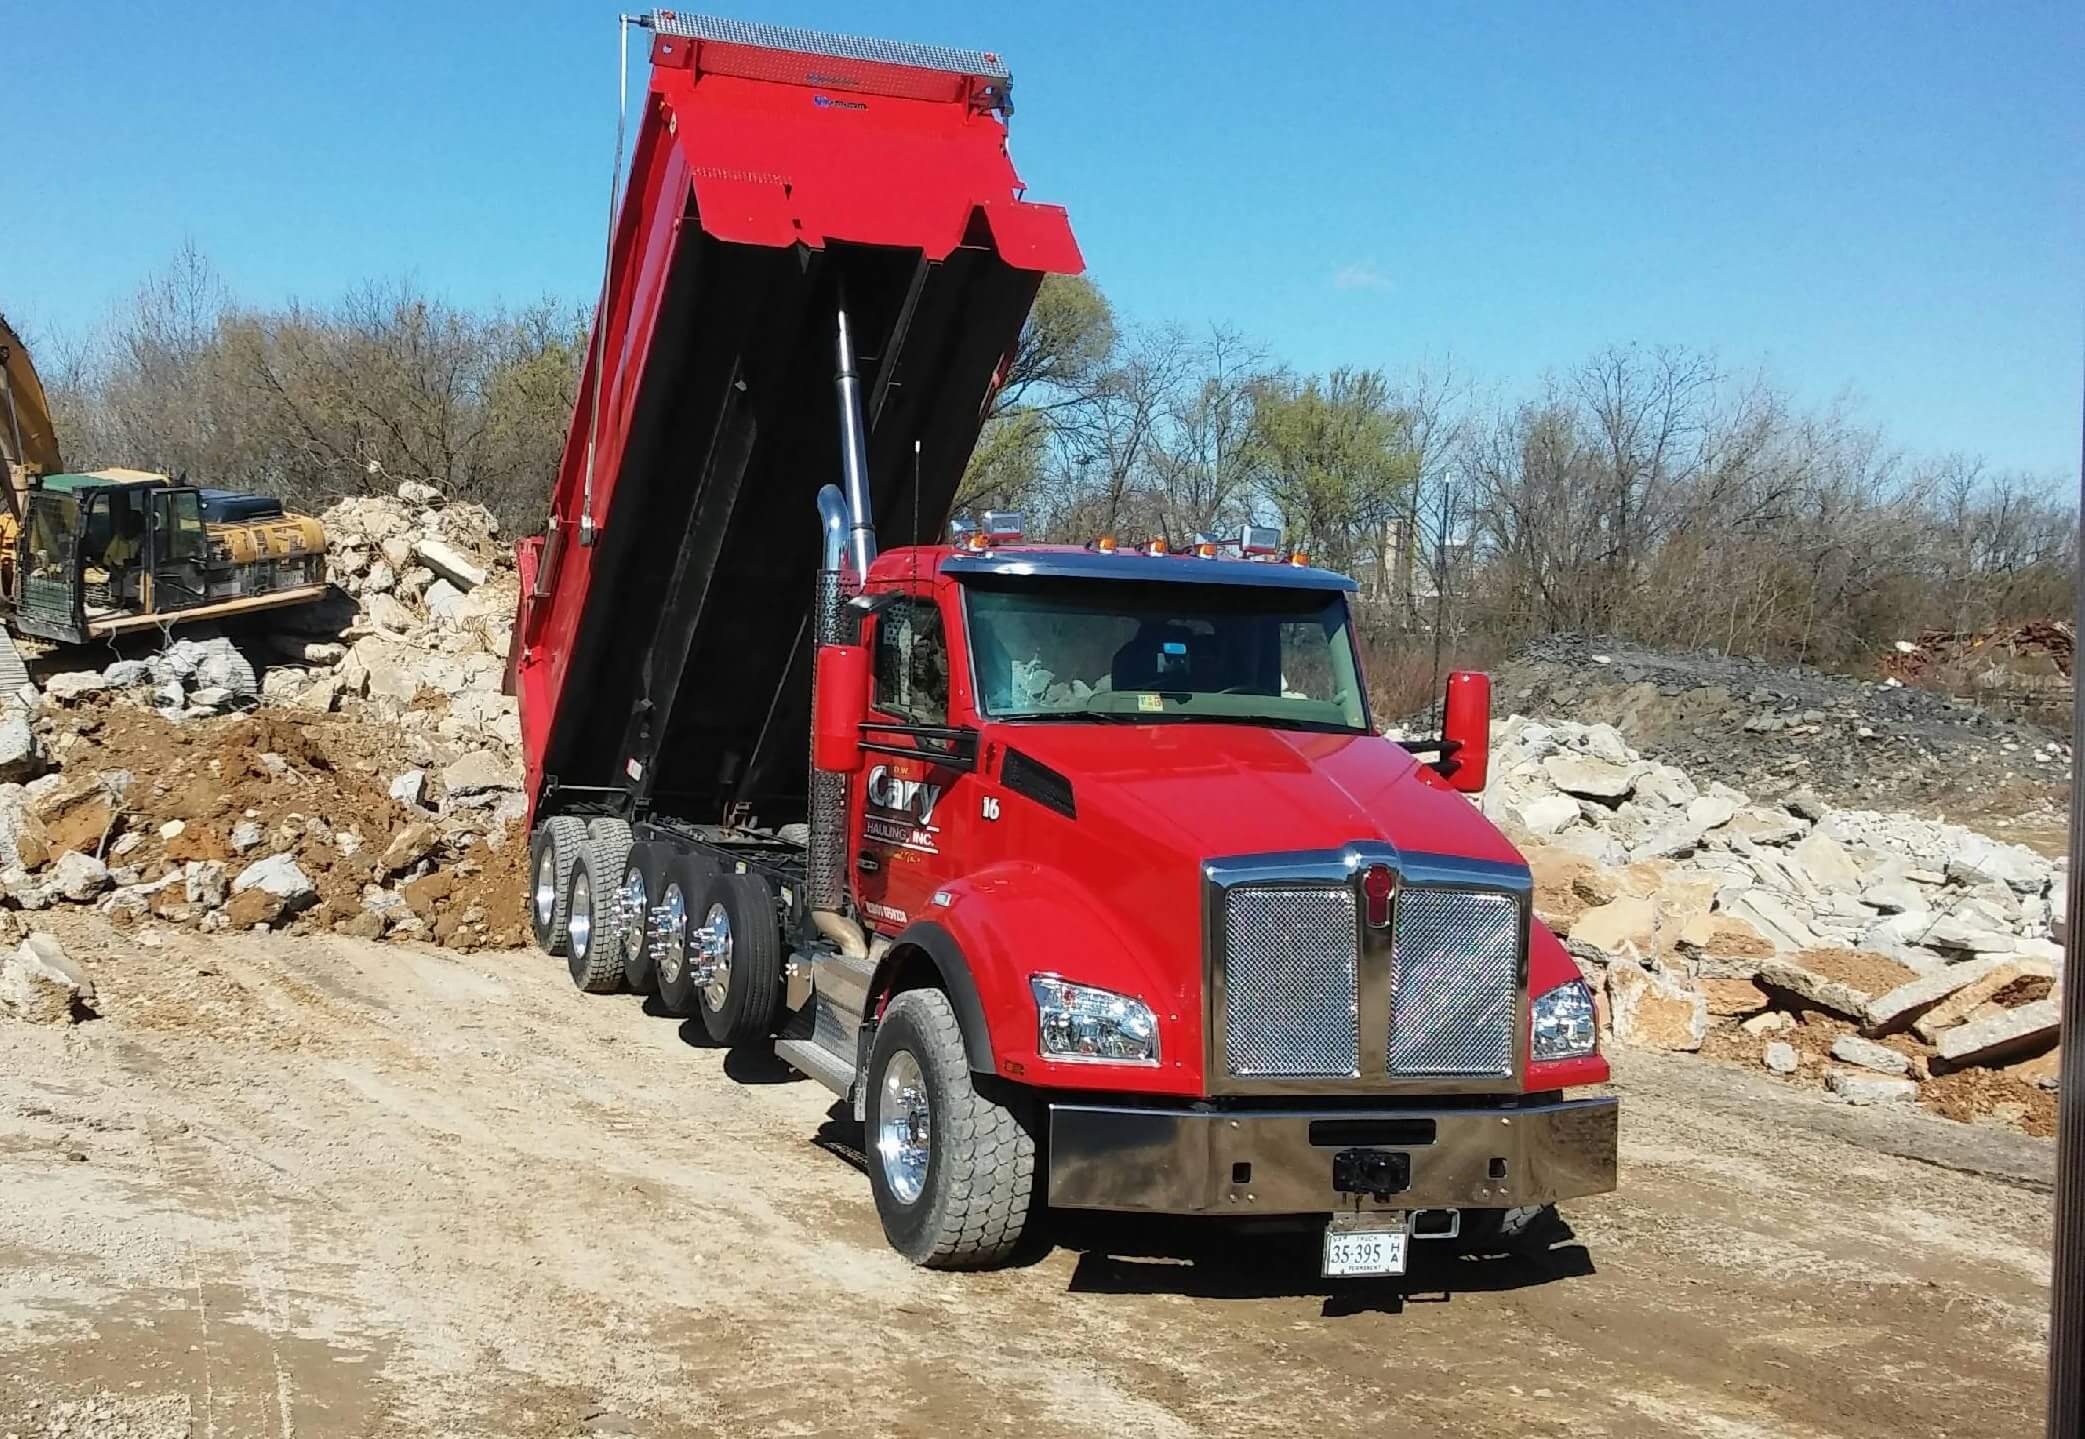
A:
[1388,888,1520,1075]
[1222,886,1358,1077]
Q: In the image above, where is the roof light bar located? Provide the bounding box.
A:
[1239,524,1281,557]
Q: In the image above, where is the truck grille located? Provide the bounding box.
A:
[1212,863,1525,1088]
[1387,888,1520,1076]
[1221,886,1359,1077]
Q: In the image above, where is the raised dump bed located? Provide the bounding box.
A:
[513,14,1081,829]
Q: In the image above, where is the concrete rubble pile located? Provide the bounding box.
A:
[0,483,529,965]
[1489,715,2064,1115]
[36,484,523,790]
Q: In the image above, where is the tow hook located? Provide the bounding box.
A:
[1332,1148,1411,1202]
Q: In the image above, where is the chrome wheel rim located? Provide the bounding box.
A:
[657,882,687,986]
[618,866,647,959]
[533,846,557,930]
[876,1049,930,1206]
[701,902,734,1011]
[567,870,593,957]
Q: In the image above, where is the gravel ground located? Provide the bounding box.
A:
[0,912,2057,1439]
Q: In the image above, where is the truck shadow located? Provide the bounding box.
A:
[1057,1216,1596,1315]
[809,1105,1594,1306]
[640,1001,798,1083]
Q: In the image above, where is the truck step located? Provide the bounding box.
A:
[774,1037,856,1100]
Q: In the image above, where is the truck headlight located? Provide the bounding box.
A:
[1030,975,1159,1065]
[1531,979,1598,1061]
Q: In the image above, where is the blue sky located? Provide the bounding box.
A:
[8,0,2081,475]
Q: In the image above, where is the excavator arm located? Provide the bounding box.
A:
[0,313,65,506]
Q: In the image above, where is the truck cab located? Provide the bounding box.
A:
[802,532,1614,1257]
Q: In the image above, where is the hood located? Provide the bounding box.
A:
[995,723,1524,870]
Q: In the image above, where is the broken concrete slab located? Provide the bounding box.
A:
[1567,896,1656,963]
[1935,1000,2060,1068]
[1724,807,1806,846]
[414,537,488,591]
[1862,960,2011,1036]
[50,850,110,902]
[440,750,521,798]
[0,931,95,1024]
[1910,961,2032,1044]
[232,854,317,909]
[1605,956,1706,1051]
[1829,1034,1912,1077]
[1543,753,1637,801]
[1827,1071,1918,1105]
[1789,831,1862,893]
[1754,956,1877,1022]
[1719,890,1822,952]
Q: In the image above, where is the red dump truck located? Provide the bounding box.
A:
[513,12,1617,1274]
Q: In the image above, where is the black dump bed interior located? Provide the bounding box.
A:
[542,207,1041,829]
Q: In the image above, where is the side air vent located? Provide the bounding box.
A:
[1000,748,1075,819]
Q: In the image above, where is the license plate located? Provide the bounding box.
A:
[1322,1226,1408,1278]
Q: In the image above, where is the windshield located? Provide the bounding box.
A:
[963,576,1370,732]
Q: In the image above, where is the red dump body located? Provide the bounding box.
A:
[513,16,1080,823]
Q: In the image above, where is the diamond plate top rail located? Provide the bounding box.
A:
[647,13,1011,81]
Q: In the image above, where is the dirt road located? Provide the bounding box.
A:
[0,916,2055,1438]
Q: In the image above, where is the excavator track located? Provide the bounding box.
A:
[0,627,33,707]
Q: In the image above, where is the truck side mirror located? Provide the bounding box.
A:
[813,643,871,773]
[1438,670,1491,793]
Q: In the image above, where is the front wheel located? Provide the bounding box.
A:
[865,989,1038,1269]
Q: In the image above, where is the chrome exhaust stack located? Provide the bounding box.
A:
[808,485,857,934]
[805,303,881,963]
[833,306,878,581]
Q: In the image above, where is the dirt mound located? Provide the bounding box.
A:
[23,702,525,951]
[1492,634,2071,839]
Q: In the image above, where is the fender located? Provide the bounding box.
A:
[874,861,1206,1098]
[878,919,996,1074]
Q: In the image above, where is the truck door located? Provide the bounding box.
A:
[149,488,209,613]
[854,590,968,933]
[13,490,85,643]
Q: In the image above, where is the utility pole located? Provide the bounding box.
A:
[2049,373,2084,1438]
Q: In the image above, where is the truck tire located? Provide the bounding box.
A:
[652,854,710,1018]
[528,815,588,956]
[865,988,1037,1269]
[694,872,784,1046]
[564,834,628,993]
[617,844,664,993]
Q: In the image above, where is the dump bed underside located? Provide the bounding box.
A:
[515,16,1080,827]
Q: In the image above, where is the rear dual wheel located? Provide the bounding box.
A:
[652,853,714,1017]
[692,872,783,1046]
[646,859,782,1043]
[564,819,632,993]
[528,816,588,956]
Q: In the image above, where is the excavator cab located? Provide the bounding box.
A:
[11,477,211,643]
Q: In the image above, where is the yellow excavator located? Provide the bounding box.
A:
[0,312,328,653]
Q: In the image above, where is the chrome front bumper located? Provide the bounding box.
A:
[1045,1097,1618,1215]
